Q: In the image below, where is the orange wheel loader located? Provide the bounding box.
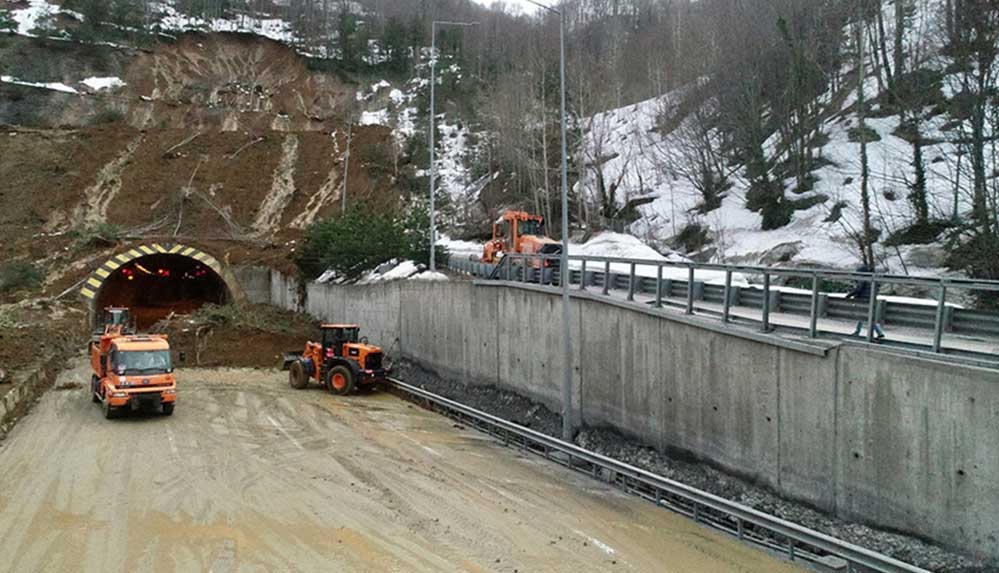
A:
[284,324,388,395]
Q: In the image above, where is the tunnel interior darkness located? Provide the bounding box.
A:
[95,254,231,330]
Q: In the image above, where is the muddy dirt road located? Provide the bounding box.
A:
[0,359,800,572]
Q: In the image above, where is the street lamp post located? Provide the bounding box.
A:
[525,0,574,442]
[429,20,478,273]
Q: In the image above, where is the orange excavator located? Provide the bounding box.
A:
[481,210,562,264]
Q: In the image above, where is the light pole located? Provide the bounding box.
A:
[525,0,574,442]
[429,20,478,272]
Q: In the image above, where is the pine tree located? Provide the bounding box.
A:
[0,9,15,34]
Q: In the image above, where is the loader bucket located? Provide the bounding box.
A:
[281,351,303,371]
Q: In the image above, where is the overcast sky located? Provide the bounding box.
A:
[471,0,544,16]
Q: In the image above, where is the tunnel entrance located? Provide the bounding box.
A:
[82,245,235,331]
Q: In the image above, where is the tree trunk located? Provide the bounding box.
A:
[893,0,906,83]
[910,120,929,225]
[857,12,876,268]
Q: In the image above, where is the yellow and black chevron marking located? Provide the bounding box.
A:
[80,243,224,301]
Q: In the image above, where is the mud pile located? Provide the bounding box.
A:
[152,303,318,369]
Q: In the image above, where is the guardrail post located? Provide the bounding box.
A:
[866,277,878,343]
[603,261,611,295]
[933,282,947,353]
[686,266,695,315]
[809,273,819,338]
[579,259,587,291]
[655,265,664,308]
[628,263,637,301]
[723,270,733,323]
[761,272,771,332]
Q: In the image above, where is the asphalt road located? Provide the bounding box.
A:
[0,358,801,572]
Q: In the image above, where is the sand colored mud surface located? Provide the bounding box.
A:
[0,358,800,572]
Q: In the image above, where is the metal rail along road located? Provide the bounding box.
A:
[386,377,929,573]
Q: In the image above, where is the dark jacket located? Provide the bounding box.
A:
[847,267,879,301]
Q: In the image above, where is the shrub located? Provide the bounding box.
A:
[296,203,448,280]
[946,231,999,309]
[673,223,712,254]
[0,262,43,294]
[91,108,124,125]
[78,222,123,248]
[885,220,952,247]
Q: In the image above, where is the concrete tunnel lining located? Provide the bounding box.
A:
[80,243,244,329]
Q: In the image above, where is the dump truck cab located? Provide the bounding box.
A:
[286,324,388,395]
[90,332,177,419]
[482,210,562,264]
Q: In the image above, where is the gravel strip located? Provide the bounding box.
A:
[393,360,989,573]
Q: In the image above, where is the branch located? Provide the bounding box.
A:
[162,131,203,158]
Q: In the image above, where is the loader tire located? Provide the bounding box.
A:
[91,375,101,403]
[326,365,355,396]
[289,360,309,389]
[162,403,175,416]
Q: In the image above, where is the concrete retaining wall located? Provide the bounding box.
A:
[0,367,56,433]
[232,266,272,305]
[272,274,999,560]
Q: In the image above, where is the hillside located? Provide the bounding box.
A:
[0,31,407,296]
[579,1,975,278]
[1,0,997,295]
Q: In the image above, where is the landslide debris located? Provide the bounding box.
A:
[152,303,318,369]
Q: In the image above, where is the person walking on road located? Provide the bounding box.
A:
[846,265,885,339]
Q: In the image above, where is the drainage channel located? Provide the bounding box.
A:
[386,377,930,573]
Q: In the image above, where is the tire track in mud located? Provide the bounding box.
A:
[252,134,299,235]
[0,361,802,572]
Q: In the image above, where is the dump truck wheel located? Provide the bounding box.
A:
[162,403,175,416]
[327,365,355,395]
[91,375,101,403]
[289,360,309,389]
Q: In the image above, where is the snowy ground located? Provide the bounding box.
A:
[579,2,971,278]
[316,259,448,285]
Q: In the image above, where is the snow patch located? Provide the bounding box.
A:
[80,76,126,91]
[359,109,390,126]
[9,0,60,36]
[1,75,78,93]
[355,260,449,284]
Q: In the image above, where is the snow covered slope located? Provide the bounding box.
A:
[580,2,971,276]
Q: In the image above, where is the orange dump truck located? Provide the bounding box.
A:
[89,330,177,419]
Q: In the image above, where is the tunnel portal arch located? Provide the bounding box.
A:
[80,243,244,329]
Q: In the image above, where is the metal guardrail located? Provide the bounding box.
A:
[449,254,999,358]
[387,377,930,573]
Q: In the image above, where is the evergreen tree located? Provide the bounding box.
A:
[0,9,15,34]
